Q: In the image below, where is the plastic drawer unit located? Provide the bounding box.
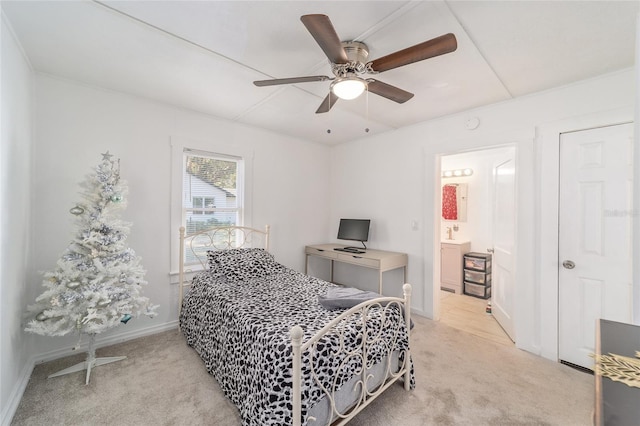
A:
[463,252,492,299]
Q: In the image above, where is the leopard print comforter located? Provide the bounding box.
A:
[179,267,413,426]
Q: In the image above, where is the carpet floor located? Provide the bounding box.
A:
[11,315,593,425]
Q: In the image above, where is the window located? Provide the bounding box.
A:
[171,137,252,275]
[183,150,241,236]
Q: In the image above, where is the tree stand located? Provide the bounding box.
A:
[48,334,126,385]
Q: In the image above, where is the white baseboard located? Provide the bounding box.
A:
[32,320,178,364]
[2,320,179,426]
[1,359,34,426]
[411,308,427,318]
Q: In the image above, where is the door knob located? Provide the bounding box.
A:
[562,260,576,269]
[487,248,495,253]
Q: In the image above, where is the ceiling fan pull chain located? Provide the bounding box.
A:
[365,86,370,133]
[327,88,333,134]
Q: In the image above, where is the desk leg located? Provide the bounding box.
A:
[330,260,334,283]
[378,265,407,295]
[305,254,308,275]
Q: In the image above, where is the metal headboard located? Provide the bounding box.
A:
[178,225,270,311]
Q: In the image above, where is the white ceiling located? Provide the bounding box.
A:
[2,1,638,145]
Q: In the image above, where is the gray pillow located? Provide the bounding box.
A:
[318,287,381,310]
[319,286,414,329]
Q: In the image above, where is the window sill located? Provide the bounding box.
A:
[168,265,205,285]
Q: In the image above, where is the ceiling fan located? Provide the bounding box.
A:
[253,14,457,114]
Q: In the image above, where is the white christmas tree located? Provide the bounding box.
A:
[25,151,157,384]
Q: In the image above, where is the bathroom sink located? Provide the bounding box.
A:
[441,240,470,245]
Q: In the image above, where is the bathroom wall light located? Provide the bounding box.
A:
[442,168,473,178]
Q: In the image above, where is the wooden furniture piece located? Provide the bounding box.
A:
[440,241,470,294]
[463,252,492,299]
[304,243,408,294]
[178,226,413,425]
[594,319,640,426]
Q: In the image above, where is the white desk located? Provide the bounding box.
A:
[305,244,408,294]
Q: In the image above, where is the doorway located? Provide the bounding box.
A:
[438,146,515,345]
[439,290,512,345]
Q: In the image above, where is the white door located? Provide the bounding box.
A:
[558,123,634,369]
[491,150,517,341]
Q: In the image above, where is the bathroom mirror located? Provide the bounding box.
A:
[442,183,467,222]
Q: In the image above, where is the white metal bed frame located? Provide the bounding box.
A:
[178,225,412,425]
[178,225,270,311]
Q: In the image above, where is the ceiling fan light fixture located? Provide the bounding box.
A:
[256,15,458,114]
[331,77,366,100]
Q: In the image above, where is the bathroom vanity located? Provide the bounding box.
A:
[440,241,470,294]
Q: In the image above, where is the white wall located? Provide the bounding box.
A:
[635,12,640,325]
[26,74,331,358]
[0,13,34,426]
[329,69,635,359]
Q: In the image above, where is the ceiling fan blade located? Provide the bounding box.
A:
[301,14,348,64]
[369,33,457,73]
[316,92,339,114]
[254,75,330,87]
[367,79,414,103]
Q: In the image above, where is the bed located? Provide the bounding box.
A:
[178,225,413,426]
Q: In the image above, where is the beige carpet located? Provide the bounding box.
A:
[12,315,593,425]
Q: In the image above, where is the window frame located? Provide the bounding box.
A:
[170,137,253,278]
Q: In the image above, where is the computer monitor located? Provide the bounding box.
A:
[337,219,370,248]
